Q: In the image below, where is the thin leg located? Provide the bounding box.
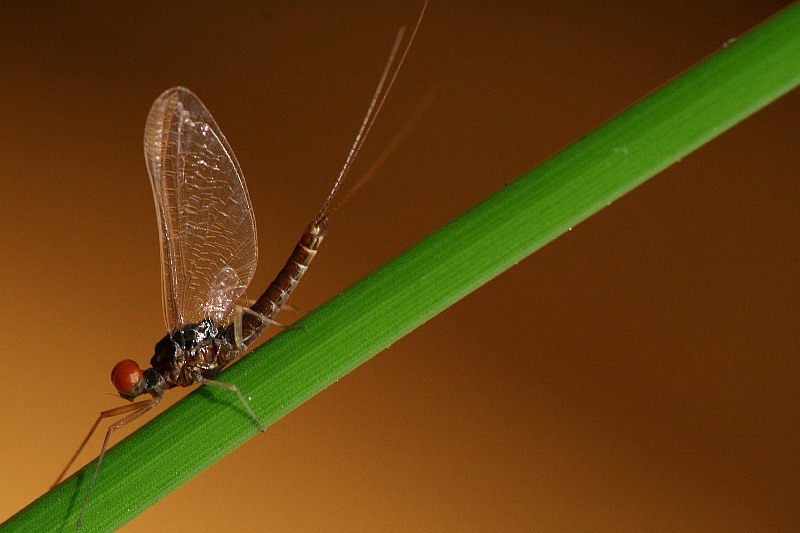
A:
[233,305,306,350]
[76,397,162,532]
[239,298,300,313]
[241,305,305,330]
[233,304,244,349]
[53,401,156,488]
[199,376,266,432]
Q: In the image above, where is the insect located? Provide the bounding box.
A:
[53,3,428,530]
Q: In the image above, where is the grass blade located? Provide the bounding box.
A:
[4,4,800,531]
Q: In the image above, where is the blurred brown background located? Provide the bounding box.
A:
[0,1,797,531]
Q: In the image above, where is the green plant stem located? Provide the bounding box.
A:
[6,4,800,532]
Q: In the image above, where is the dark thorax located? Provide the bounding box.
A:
[151,317,238,388]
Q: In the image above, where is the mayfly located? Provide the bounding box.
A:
[54,4,428,530]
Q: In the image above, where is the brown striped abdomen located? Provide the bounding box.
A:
[241,216,329,342]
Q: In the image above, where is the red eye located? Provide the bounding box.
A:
[111,359,143,397]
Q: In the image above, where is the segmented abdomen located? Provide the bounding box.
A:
[241,217,329,342]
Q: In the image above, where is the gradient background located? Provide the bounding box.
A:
[1,1,797,531]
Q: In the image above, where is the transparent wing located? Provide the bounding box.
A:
[144,87,258,332]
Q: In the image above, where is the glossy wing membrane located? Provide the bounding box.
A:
[144,87,258,332]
